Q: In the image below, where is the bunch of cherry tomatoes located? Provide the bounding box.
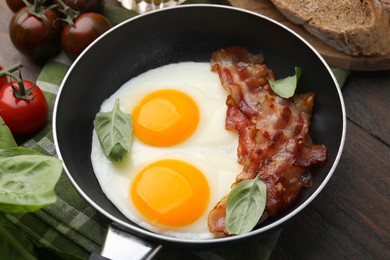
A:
[1,0,113,137]
[0,64,48,137]
[7,0,112,60]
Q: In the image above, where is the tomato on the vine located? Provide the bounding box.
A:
[0,64,48,136]
[61,12,112,60]
[0,81,48,136]
[9,1,63,60]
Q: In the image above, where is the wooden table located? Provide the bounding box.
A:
[1,1,389,259]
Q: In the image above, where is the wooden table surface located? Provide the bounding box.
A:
[1,1,389,259]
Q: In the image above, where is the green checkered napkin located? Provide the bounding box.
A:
[1,4,348,260]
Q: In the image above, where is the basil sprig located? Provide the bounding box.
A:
[93,99,133,162]
[269,67,301,98]
[226,175,267,235]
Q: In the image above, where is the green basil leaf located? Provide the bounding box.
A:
[0,117,17,149]
[0,215,37,260]
[0,149,63,213]
[269,67,301,98]
[226,175,267,235]
[0,147,42,158]
[94,99,133,162]
[331,68,349,88]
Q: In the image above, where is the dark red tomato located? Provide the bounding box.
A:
[6,0,33,12]
[62,12,112,60]
[0,81,48,136]
[9,6,63,60]
[0,67,7,89]
[56,0,104,13]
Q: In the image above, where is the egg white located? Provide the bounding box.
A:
[91,62,242,239]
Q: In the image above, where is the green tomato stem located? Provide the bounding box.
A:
[0,63,23,79]
[34,0,41,13]
[56,0,80,26]
[0,63,35,101]
[23,0,51,21]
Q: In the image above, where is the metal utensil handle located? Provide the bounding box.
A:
[94,224,162,260]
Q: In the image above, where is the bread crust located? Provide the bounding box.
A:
[270,0,390,56]
[380,0,390,19]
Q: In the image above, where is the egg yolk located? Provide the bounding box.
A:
[131,159,210,227]
[132,89,199,147]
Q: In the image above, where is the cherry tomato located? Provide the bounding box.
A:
[6,0,34,12]
[0,81,48,136]
[61,12,112,60]
[9,5,63,60]
[56,0,104,13]
[0,67,7,89]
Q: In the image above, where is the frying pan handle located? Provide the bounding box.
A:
[94,224,162,260]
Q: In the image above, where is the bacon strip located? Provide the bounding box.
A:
[208,47,327,235]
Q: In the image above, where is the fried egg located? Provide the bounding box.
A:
[91,62,241,239]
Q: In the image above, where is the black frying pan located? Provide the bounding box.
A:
[53,4,346,257]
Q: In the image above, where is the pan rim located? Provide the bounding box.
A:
[52,4,347,246]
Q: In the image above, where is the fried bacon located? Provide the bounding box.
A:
[208,47,327,235]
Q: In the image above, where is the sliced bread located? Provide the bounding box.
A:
[270,0,390,56]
